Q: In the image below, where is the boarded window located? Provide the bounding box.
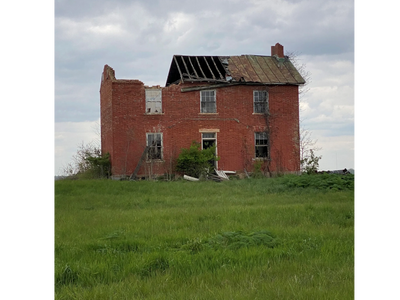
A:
[200,90,216,113]
[147,133,162,160]
[145,89,162,114]
[253,90,268,114]
[255,132,269,158]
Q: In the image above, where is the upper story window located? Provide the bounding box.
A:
[200,90,216,113]
[253,90,268,114]
[145,89,162,114]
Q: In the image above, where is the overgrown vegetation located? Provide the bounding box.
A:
[175,141,219,178]
[301,149,322,174]
[63,142,110,179]
[55,176,353,299]
[282,173,354,190]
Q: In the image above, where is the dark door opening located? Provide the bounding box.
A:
[202,132,217,169]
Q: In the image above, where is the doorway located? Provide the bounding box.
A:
[202,132,217,169]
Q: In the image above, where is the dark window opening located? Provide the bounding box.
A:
[147,133,162,160]
[255,132,269,158]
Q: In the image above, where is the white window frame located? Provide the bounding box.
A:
[146,133,163,160]
[254,132,269,159]
[145,89,162,114]
[253,90,269,114]
[200,90,216,113]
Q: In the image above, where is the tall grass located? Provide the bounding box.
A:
[55,175,354,299]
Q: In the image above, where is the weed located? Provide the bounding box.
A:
[87,240,141,254]
[179,230,278,253]
[56,265,79,287]
[181,238,204,253]
[140,255,170,277]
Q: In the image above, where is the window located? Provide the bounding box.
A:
[253,90,268,114]
[255,132,269,158]
[145,89,162,114]
[202,133,216,150]
[200,90,216,113]
[147,133,162,160]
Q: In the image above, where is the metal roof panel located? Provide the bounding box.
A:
[247,55,271,83]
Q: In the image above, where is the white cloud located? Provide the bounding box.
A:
[163,12,191,33]
[299,53,354,138]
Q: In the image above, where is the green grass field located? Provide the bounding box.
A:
[55,175,354,299]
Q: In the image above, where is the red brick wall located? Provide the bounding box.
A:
[99,67,114,167]
[100,67,300,177]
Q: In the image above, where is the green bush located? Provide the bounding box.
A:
[175,141,219,178]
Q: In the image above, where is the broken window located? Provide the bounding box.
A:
[200,90,216,113]
[255,132,269,158]
[202,132,216,149]
[253,90,268,114]
[145,89,162,114]
[147,133,162,160]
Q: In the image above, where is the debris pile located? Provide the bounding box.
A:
[183,169,235,182]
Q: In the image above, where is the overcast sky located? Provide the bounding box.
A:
[54,0,354,175]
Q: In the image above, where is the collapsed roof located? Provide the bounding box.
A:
[165,54,305,87]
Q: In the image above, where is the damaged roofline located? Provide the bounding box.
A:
[166,54,305,87]
[166,55,229,87]
[180,82,303,93]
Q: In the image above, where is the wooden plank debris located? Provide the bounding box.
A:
[222,170,236,175]
[184,175,200,181]
[130,146,149,180]
[215,169,229,180]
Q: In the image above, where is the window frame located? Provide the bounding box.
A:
[200,90,217,113]
[146,132,163,161]
[145,89,162,114]
[254,132,269,159]
[253,90,269,114]
[201,132,218,169]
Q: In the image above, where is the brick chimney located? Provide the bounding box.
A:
[271,43,284,58]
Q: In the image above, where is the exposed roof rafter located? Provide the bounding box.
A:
[165,54,305,87]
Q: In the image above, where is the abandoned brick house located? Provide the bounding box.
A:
[100,43,305,179]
